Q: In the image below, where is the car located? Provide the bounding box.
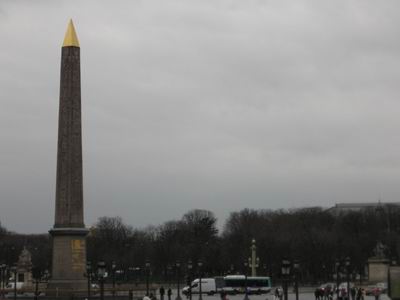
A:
[376,282,387,293]
[365,285,377,296]
[365,283,387,296]
[318,283,336,292]
[316,283,335,298]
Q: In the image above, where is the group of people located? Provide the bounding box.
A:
[314,286,334,300]
[337,287,369,300]
[274,287,283,300]
[144,288,230,300]
[143,286,173,300]
[315,286,377,300]
[143,285,380,300]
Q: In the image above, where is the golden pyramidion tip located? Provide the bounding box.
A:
[62,19,80,47]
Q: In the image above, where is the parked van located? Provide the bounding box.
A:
[183,278,217,295]
[5,282,27,296]
[6,282,25,290]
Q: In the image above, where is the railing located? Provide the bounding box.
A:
[0,287,156,300]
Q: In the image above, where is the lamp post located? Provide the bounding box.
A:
[98,261,106,300]
[188,260,193,300]
[198,261,203,300]
[262,264,267,276]
[230,264,235,275]
[11,264,17,300]
[293,260,300,300]
[31,266,42,300]
[244,259,249,300]
[145,260,151,296]
[0,264,6,298]
[167,265,173,288]
[86,261,92,300]
[281,259,291,300]
[249,239,260,277]
[345,257,350,300]
[335,260,340,300]
[112,261,117,300]
[134,267,141,286]
[127,266,133,283]
[392,258,397,266]
[176,261,182,300]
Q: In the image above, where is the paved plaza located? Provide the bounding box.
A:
[189,293,390,300]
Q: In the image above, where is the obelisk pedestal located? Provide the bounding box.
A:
[47,20,89,297]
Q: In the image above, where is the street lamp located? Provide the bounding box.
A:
[345,257,350,300]
[31,266,42,300]
[392,258,398,266]
[166,265,173,287]
[86,261,92,300]
[188,260,193,300]
[335,260,340,300]
[98,261,106,300]
[281,259,291,300]
[11,264,17,300]
[262,264,267,276]
[135,267,141,286]
[112,261,117,299]
[145,260,151,296]
[176,261,182,300]
[243,259,249,300]
[293,260,300,300]
[198,261,203,300]
[0,264,6,298]
[249,239,260,276]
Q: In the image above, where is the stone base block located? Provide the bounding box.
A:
[47,227,89,298]
[368,257,389,283]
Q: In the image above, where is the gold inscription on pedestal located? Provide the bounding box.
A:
[71,239,85,272]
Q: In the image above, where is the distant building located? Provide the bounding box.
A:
[12,247,33,287]
[327,202,400,214]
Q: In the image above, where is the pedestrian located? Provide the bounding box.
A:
[278,287,283,300]
[274,287,279,300]
[160,286,165,300]
[351,287,356,300]
[373,288,380,300]
[168,288,172,300]
[143,294,151,300]
[339,287,346,300]
[356,287,362,300]
[220,291,229,300]
[315,288,320,300]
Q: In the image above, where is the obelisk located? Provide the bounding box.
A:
[48,20,89,296]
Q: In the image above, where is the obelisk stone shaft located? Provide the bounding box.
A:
[48,21,88,297]
[54,46,84,228]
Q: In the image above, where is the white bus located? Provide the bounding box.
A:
[183,275,272,295]
[222,275,272,294]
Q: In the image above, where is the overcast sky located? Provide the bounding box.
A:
[1,0,400,233]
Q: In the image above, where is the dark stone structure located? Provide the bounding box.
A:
[47,20,89,296]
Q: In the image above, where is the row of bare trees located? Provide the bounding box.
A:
[1,207,400,283]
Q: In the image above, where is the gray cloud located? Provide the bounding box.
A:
[1,0,400,233]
